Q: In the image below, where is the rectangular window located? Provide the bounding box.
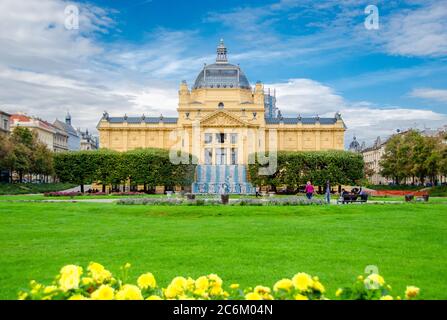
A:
[205,148,213,165]
[216,148,226,165]
[204,133,212,144]
[3,119,7,130]
[230,133,238,144]
[231,148,238,165]
[216,133,226,143]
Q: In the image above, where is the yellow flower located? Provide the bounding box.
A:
[88,262,112,284]
[294,294,309,300]
[312,280,325,293]
[245,292,262,300]
[91,285,114,300]
[81,277,94,286]
[18,292,28,300]
[292,273,313,291]
[273,279,293,292]
[335,288,343,297]
[137,273,156,290]
[210,285,224,296]
[124,263,131,269]
[146,295,162,300]
[43,285,58,294]
[230,284,240,290]
[59,265,83,292]
[254,285,271,296]
[115,284,143,300]
[195,276,209,291]
[405,286,420,299]
[357,275,364,281]
[380,295,394,300]
[364,274,385,289]
[208,274,223,287]
[68,294,89,300]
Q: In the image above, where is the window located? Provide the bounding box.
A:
[216,148,226,165]
[218,102,224,109]
[204,133,212,144]
[230,133,238,144]
[3,119,7,130]
[231,148,238,165]
[216,133,226,143]
[205,148,213,165]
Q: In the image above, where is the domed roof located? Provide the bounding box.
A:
[349,136,361,152]
[193,40,251,90]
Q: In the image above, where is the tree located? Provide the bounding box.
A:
[248,151,364,191]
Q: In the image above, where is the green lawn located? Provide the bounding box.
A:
[0,202,446,300]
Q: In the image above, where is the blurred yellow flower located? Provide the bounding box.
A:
[88,262,112,284]
[146,295,162,300]
[273,279,293,292]
[137,273,156,290]
[405,286,420,299]
[294,294,309,300]
[116,284,143,300]
[292,273,313,291]
[335,288,343,297]
[59,265,82,292]
[195,276,209,291]
[380,295,393,300]
[364,274,385,288]
[230,283,240,290]
[91,285,114,300]
[43,285,57,294]
[245,292,262,300]
[313,280,325,293]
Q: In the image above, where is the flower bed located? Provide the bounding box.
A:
[44,191,82,197]
[116,197,325,206]
[18,262,420,300]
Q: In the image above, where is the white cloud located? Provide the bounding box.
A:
[410,88,447,103]
[380,1,447,57]
[266,79,447,145]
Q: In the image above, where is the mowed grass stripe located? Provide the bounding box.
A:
[0,202,445,299]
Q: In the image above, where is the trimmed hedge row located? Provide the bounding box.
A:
[248,151,364,190]
[53,148,196,192]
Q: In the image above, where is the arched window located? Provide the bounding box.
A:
[218,102,224,109]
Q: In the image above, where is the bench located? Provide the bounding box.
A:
[337,194,368,204]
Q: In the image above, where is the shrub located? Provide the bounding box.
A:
[18,262,420,300]
[248,151,364,190]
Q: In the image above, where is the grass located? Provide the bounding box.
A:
[0,183,76,195]
[0,202,446,300]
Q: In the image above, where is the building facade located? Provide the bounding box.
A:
[10,114,68,152]
[362,137,389,185]
[53,112,81,151]
[79,129,98,150]
[97,40,346,193]
[0,110,10,135]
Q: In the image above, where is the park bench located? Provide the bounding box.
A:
[337,194,368,204]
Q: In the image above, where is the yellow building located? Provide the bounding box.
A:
[97,40,346,193]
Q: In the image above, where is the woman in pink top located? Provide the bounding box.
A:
[305,181,315,199]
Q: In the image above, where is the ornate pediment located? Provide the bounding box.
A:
[200,110,250,127]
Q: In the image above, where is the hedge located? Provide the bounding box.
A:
[248,151,364,190]
[53,148,196,192]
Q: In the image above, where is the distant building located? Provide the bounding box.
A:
[362,137,389,185]
[361,126,447,185]
[79,129,98,150]
[0,110,11,135]
[10,113,68,152]
[348,136,362,153]
[53,112,80,151]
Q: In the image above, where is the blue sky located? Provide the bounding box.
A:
[0,0,446,145]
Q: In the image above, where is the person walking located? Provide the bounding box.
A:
[325,180,331,204]
[305,181,314,200]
